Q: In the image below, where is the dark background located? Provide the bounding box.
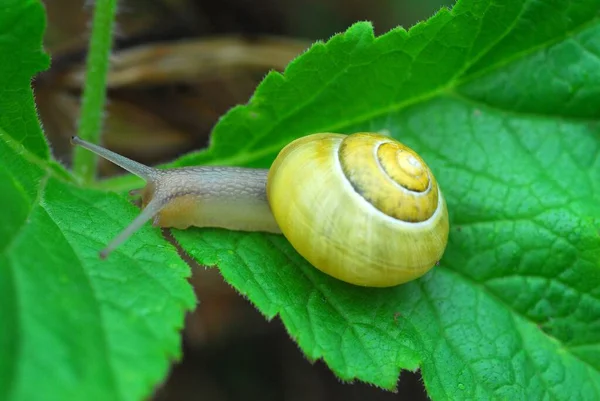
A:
[39,1,453,399]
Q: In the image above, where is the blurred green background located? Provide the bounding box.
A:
[39,1,454,400]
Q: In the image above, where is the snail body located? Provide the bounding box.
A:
[72,132,449,287]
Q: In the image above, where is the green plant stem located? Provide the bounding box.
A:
[73,0,118,183]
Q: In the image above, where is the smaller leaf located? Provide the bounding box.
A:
[0,132,196,401]
[174,229,422,389]
[0,0,50,157]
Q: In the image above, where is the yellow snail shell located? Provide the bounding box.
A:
[267,133,449,287]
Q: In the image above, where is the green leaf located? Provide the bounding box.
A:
[0,3,196,401]
[1,130,196,401]
[158,0,599,399]
[0,0,49,158]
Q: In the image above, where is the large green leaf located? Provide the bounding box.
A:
[0,2,196,401]
[156,1,599,399]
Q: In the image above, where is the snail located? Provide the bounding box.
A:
[71,132,449,287]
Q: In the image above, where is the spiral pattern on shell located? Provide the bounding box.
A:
[267,132,449,287]
[338,133,439,223]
